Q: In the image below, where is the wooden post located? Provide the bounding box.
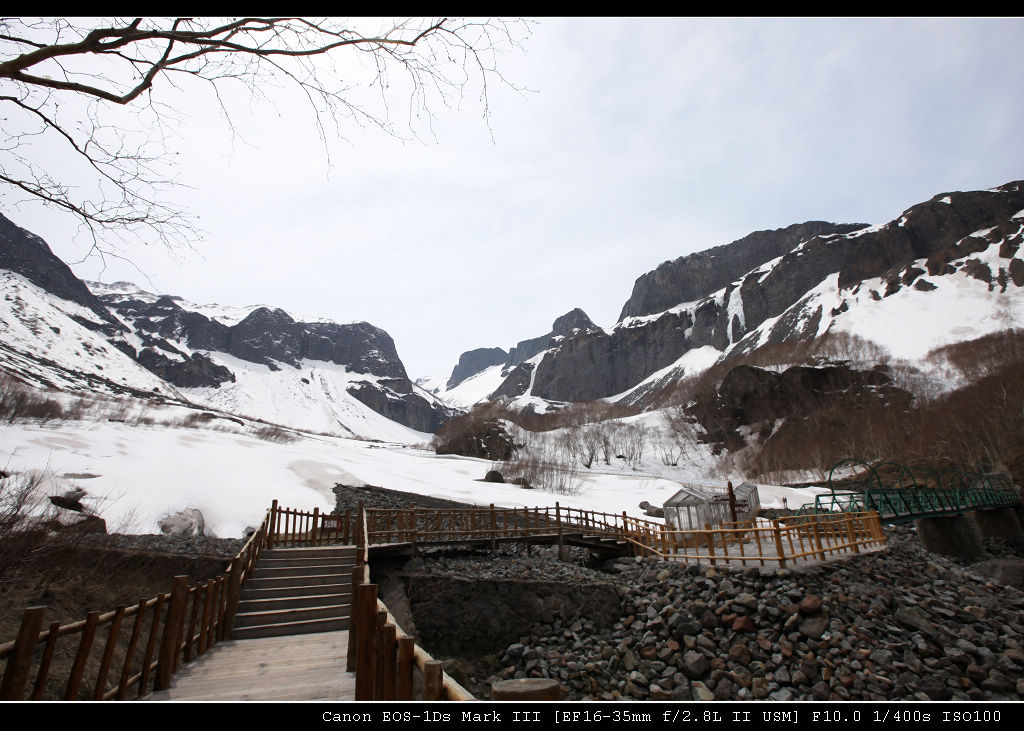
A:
[372,609,388,700]
[397,636,415,700]
[346,566,363,673]
[772,519,787,568]
[811,516,826,560]
[223,557,243,636]
[0,606,45,700]
[703,523,716,565]
[116,599,147,700]
[727,480,738,523]
[556,502,563,548]
[354,583,378,701]
[198,582,214,655]
[373,612,392,700]
[93,606,126,700]
[357,501,366,564]
[137,594,165,698]
[184,586,201,662]
[267,499,278,550]
[423,660,443,700]
[155,576,189,691]
[31,621,60,700]
[489,504,497,553]
[312,506,320,545]
[845,515,861,553]
[65,610,101,700]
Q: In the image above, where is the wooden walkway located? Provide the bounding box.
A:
[145,630,355,701]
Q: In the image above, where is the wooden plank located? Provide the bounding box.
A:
[92,605,125,700]
[0,606,45,700]
[137,594,165,698]
[116,598,148,700]
[30,621,61,700]
[65,610,100,700]
[155,576,188,691]
[185,584,201,662]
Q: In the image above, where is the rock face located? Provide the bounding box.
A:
[406,574,620,658]
[484,180,1024,405]
[0,212,122,329]
[434,418,517,460]
[505,308,600,368]
[687,362,913,451]
[447,347,508,390]
[96,289,455,431]
[0,212,452,433]
[619,221,868,320]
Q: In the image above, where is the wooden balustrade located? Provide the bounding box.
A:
[0,500,278,701]
[347,504,473,701]
[2,495,887,702]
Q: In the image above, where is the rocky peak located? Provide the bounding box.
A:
[0,211,121,328]
[551,308,597,336]
[446,347,508,390]
[618,221,868,321]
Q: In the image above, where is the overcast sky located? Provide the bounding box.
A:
[7,18,1024,379]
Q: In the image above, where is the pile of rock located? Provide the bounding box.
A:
[416,529,1024,701]
[74,532,245,559]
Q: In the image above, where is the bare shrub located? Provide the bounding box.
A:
[251,424,297,444]
[0,373,65,424]
[611,422,648,470]
[501,433,583,496]
[926,328,1024,380]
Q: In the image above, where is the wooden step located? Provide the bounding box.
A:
[261,546,356,559]
[250,562,355,579]
[234,603,350,628]
[245,573,349,590]
[232,615,350,640]
[241,582,350,601]
[238,592,352,613]
[256,555,358,569]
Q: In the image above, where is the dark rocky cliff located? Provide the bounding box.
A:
[489,181,1024,404]
[446,347,508,390]
[0,212,123,330]
[619,221,868,320]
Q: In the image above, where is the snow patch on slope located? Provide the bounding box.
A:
[181,354,430,443]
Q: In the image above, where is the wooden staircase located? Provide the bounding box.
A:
[232,545,355,640]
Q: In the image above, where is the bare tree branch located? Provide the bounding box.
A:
[0,17,530,264]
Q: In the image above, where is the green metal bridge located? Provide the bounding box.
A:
[797,459,1021,524]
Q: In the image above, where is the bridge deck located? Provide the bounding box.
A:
[145,630,354,701]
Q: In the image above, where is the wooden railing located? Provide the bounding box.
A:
[0,503,277,700]
[346,504,474,701]
[619,511,885,567]
[2,497,887,701]
[362,502,625,547]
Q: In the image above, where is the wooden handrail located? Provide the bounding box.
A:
[1,497,887,702]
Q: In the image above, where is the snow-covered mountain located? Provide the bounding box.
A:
[437,180,1024,410]
[0,212,455,441]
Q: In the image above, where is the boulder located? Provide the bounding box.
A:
[159,508,206,537]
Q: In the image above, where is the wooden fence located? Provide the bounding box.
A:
[346,505,474,701]
[0,502,277,700]
[1,498,886,701]
[620,511,885,567]
[356,501,884,569]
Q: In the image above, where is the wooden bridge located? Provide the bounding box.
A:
[1,498,890,702]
